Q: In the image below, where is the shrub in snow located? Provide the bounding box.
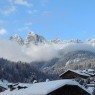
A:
[46,79,50,82]
[33,80,37,84]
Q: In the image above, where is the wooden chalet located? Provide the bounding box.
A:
[48,84,91,95]
[59,69,90,79]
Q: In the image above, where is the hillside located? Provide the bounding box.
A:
[0,58,57,83]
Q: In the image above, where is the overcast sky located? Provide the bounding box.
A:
[0,0,95,40]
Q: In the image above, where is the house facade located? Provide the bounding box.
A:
[59,69,90,79]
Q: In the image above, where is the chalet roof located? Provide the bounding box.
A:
[0,79,91,95]
[82,69,95,76]
[59,69,90,77]
[88,69,94,72]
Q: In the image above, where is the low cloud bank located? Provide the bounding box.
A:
[25,44,59,62]
[0,39,32,62]
[61,43,95,55]
[0,39,59,62]
[0,39,95,62]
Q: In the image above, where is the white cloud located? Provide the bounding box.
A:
[0,40,32,62]
[0,6,16,15]
[14,0,32,7]
[43,11,51,16]
[1,38,95,62]
[0,28,7,35]
[18,26,30,32]
[60,43,95,55]
[0,39,59,62]
[27,10,38,14]
[27,10,33,14]
[25,44,59,62]
[25,22,32,26]
[18,22,33,32]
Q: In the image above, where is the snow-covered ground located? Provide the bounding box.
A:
[0,80,8,89]
[0,79,93,95]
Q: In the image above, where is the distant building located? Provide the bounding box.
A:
[0,79,8,92]
[59,69,90,79]
[83,69,95,77]
[0,86,7,92]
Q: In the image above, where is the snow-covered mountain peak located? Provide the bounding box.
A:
[10,34,24,45]
[68,39,82,43]
[87,39,95,43]
[50,39,83,45]
[10,32,46,46]
[12,34,21,40]
[28,32,36,35]
[27,32,37,39]
[50,39,64,44]
[25,32,46,45]
[10,32,95,46]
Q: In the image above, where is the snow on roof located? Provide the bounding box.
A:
[0,80,8,89]
[88,69,94,72]
[60,69,90,77]
[0,79,91,95]
[82,69,95,73]
[87,87,94,94]
[82,69,95,76]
